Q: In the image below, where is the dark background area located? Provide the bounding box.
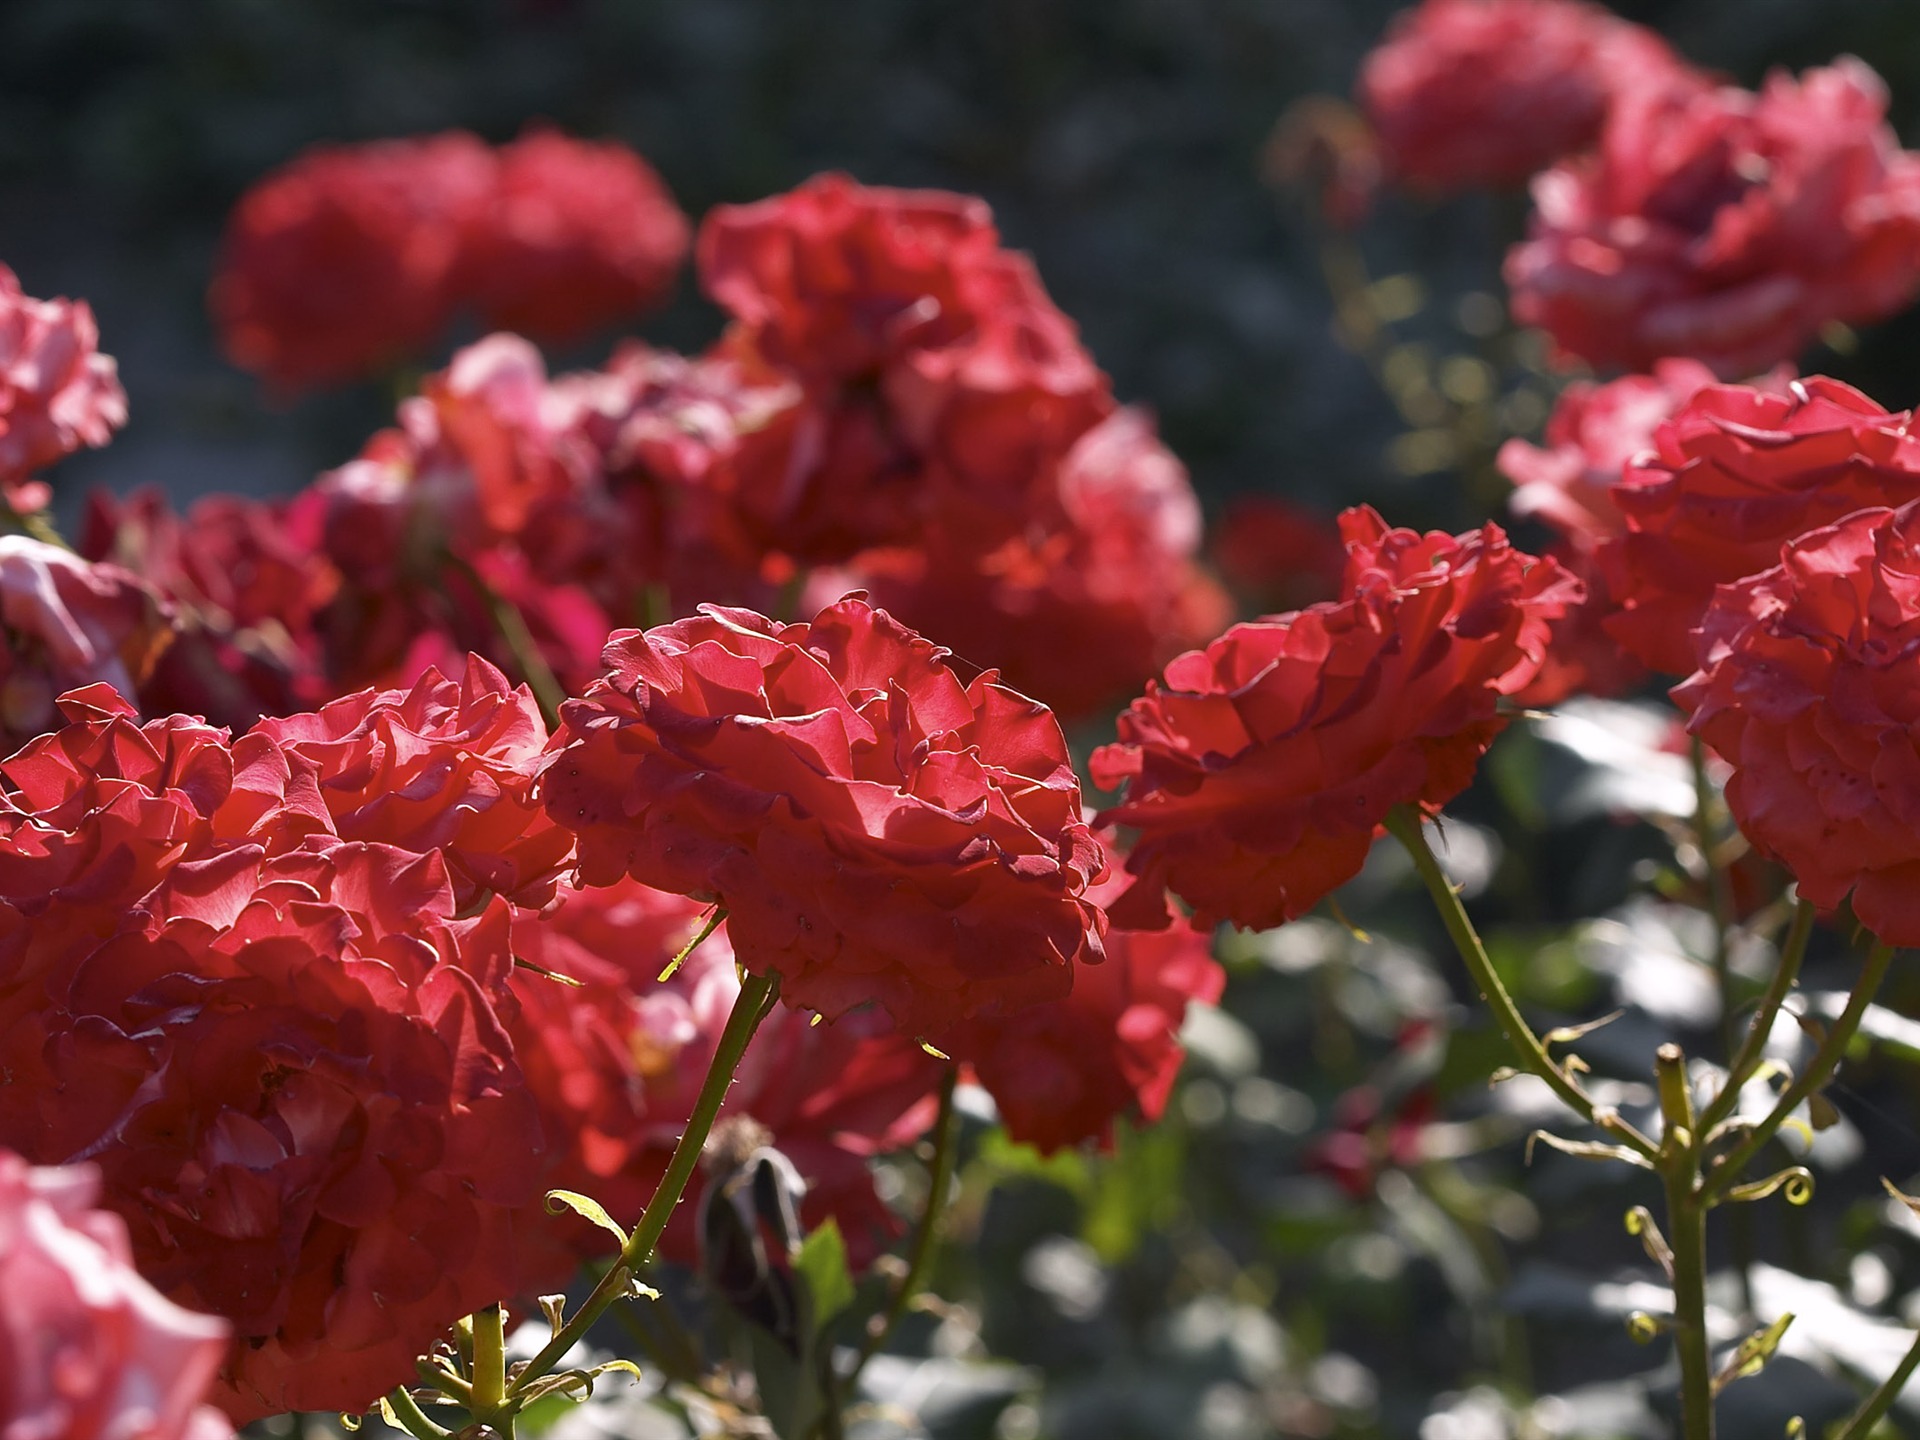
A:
[5,0,1918,530]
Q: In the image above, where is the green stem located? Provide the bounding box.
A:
[471,1302,507,1413]
[383,1386,454,1440]
[1700,900,1815,1136]
[846,1068,962,1382]
[1664,1164,1716,1439]
[1835,1326,1920,1440]
[1385,807,1658,1160]
[1702,942,1897,1206]
[509,969,780,1397]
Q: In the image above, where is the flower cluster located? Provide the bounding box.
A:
[212,128,688,391]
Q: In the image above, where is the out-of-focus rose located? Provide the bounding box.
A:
[1359,0,1689,195]
[698,174,1113,562]
[1207,494,1347,617]
[252,656,572,909]
[1599,376,1920,676]
[463,126,690,343]
[81,489,336,729]
[0,1152,233,1440]
[544,596,1108,1030]
[1507,59,1920,376]
[1093,508,1578,932]
[509,879,945,1271]
[0,266,127,510]
[937,872,1224,1153]
[853,408,1232,722]
[1675,501,1920,946]
[0,536,175,748]
[210,133,496,392]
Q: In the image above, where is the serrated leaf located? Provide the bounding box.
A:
[795,1218,856,1325]
[543,1189,629,1250]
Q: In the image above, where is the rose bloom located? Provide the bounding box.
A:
[1359,0,1688,194]
[850,408,1231,722]
[0,265,127,510]
[0,1153,233,1440]
[1093,508,1578,932]
[1599,375,1920,676]
[81,489,337,729]
[1207,494,1347,617]
[1507,58,1920,376]
[1674,500,1920,946]
[509,879,945,1271]
[936,872,1224,1154]
[252,655,573,909]
[698,174,1113,562]
[210,132,496,392]
[463,126,690,343]
[544,595,1108,1031]
[0,535,175,749]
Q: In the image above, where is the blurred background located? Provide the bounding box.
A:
[7,0,1919,525]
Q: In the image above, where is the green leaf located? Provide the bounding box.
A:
[543,1189,629,1250]
[795,1218,856,1325]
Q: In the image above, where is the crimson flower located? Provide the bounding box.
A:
[1507,58,1920,376]
[544,595,1108,1030]
[1094,508,1577,932]
[0,265,127,509]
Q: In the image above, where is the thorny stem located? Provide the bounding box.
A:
[1385,807,1658,1160]
[844,1067,962,1385]
[510,968,781,1397]
[1701,941,1897,1206]
[1834,1324,1920,1440]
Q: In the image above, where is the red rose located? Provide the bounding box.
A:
[0,537,176,748]
[697,174,1113,563]
[1093,508,1578,932]
[0,1153,233,1440]
[544,595,1108,1030]
[1208,494,1347,618]
[0,266,127,509]
[1,839,550,1421]
[1359,0,1689,194]
[80,489,336,729]
[211,133,496,392]
[1599,376,1920,676]
[1674,501,1920,946]
[848,408,1232,722]
[510,879,945,1271]
[252,656,572,909]
[1507,59,1920,376]
[938,872,1224,1153]
[462,126,690,343]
